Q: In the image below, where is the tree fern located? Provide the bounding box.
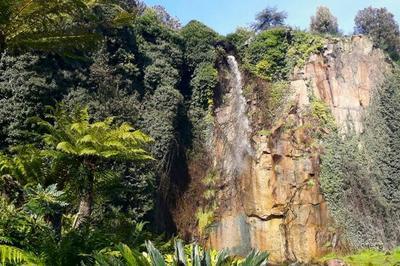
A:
[35,105,153,227]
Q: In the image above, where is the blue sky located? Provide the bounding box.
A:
[142,0,400,35]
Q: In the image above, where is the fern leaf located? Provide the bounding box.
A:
[56,142,78,155]
[90,122,107,131]
[71,122,89,134]
[78,134,98,144]
[103,140,124,149]
[100,151,119,158]
[0,245,44,266]
[78,148,98,156]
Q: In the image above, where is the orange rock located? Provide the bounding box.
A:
[175,36,390,264]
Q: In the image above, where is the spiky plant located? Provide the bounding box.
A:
[92,240,268,266]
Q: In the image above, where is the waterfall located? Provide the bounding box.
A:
[216,55,253,179]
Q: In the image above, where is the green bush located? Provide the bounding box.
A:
[310,97,335,128]
[321,248,400,265]
[181,20,219,70]
[190,63,218,110]
[244,28,325,81]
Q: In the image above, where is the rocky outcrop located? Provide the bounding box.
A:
[175,36,391,264]
[292,35,390,131]
[235,36,390,263]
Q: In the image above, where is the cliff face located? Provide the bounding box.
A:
[292,36,390,132]
[174,36,391,263]
[237,36,390,263]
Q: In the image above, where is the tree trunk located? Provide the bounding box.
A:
[72,170,94,228]
[0,31,5,52]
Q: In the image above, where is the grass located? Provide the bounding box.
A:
[320,248,400,266]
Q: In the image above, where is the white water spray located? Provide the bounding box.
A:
[217,55,253,178]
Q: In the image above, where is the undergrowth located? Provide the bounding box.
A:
[320,248,400,266]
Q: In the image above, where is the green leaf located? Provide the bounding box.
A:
[78,134,98,144]
[0,245,45,266]
[56,142,78,154]
[145,241,166,266]
[78,148,98,156]
[174,239,186,265]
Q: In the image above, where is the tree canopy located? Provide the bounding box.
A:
[355,6,400,60]
[310,6,339,35]
[251,7,287,32]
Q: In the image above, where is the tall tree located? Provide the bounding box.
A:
[251,7,287,32]
[310,6,339,35]
[354,7,400,59]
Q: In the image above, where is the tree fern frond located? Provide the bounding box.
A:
[78,148,98,156]
[100,151,119,158]
[91,121,110,130]
[78,106,90,122]
[43,134,60,146]
[56,142,78,155]
[103,140,124,149]
[0,245,44,266]
[71,122,89,135]
[131,130,154,143]
[78,134,98,145]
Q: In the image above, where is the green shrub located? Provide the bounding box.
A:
[196,207,215,235]
[244,28,325,81]
[190,63,218,110]
[321,248,400,265]
[310,97,335,128]
[181,20,219,70]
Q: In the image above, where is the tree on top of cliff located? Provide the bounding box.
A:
[354,6,400,60]
[152,5,181,29]
[310,6,339,35]
[251,6,287,32]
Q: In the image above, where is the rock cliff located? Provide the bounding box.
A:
[174,36,391,264]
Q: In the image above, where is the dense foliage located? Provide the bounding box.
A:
[354,7,400,61]
[243,28,325,81]
[0,1,225,264]
[1,0,400,264]
[320,70,400,249]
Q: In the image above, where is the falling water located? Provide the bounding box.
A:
[217,55,253,179]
